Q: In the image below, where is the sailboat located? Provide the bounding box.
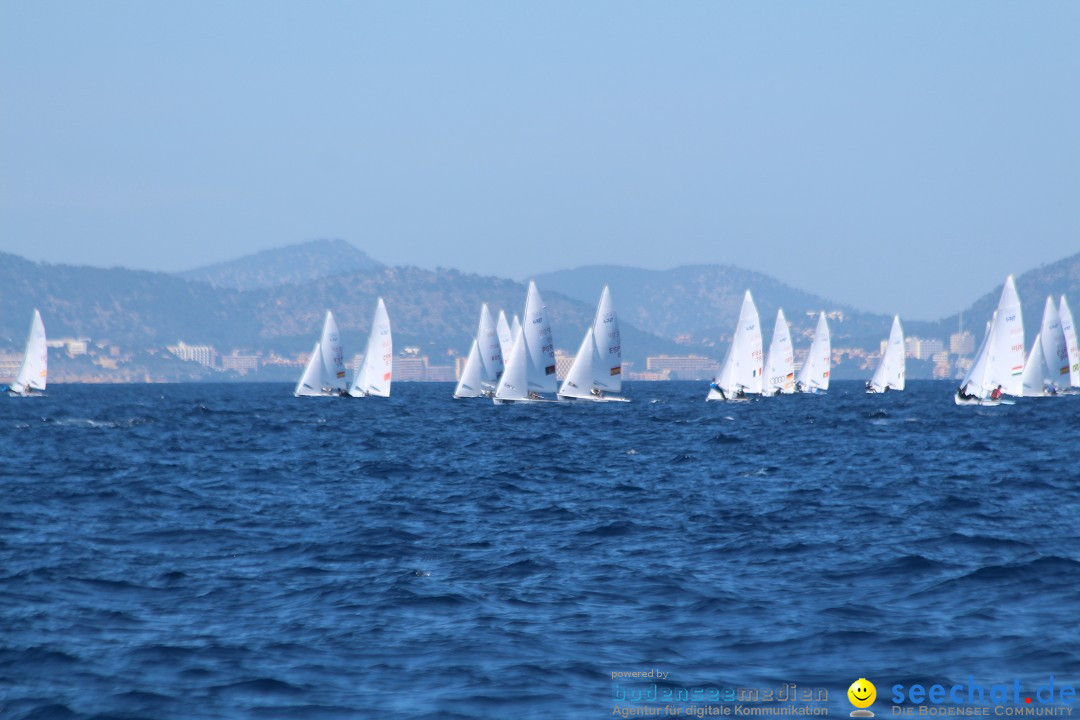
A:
[558,286,628,402]
[496,310,514,362]
[349,298,392,397]
[1021,296,1069,396]
[707,290,762,401]
[866,315,905,393]
[1058,295,1079,390]
[956,317,1000,405]
[1021,333,1049,397]
[294,310,347,397]
[454,303,504,398]
[493,281,558,404]
[762,309,794,396]
[795,312,831,394]
[955,275,1024,405]
[454,341,484,399]
[5,309,47,397]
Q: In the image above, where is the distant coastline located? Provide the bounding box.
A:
[3,241,1077,386]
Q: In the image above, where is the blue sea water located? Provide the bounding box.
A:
[2,381,1079,719]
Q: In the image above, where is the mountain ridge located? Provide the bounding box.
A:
[176,238,384,290]
[0,253,685,367]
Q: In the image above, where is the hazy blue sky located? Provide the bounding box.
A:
[2,2,1078,319]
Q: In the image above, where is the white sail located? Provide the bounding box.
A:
[560,327,599,399]
[319,310,348,393]
[559,285,624,400]
[592,285,622,393]
[1032,295,1067,390]
[493,320,529,401]
[511,314,522,344]
[496,310,514,361]
[522,281,557,394]
[350,297,392,397]
[1036,296,1068,391]
[1060,295,1080,387]
[1021,332,1048,397]
[294,342,325,397]
[11,309,47,394]
[453,340,484,398]
[868,315,905,393]
[985,275,1024,397]
[796,312,831,393]
[959,317,995,399]
[708,290,763,400]
[762,309,794,396]
[477,304,504,389]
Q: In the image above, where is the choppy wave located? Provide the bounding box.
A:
[1,381,1079,718]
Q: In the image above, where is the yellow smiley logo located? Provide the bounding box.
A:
[848,678,876,709]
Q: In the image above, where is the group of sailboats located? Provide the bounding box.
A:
[956,276,1079,406]
[294,299,392,398]
[453,305,512,398]
[706,291,836,401]
[2,309,48,397]
[455,281,627,404]
[8,278,1080,406]
[706,291,909,401]
[1020,295,1078,398]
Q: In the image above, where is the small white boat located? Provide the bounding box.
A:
[1021,332,1050,397]
[6,309,47,397]
[454,340,485,399]
[707,290,762,401]
[494,282,558,404]
[762,308,794,397]
[796,312,831,394]
[866,315,905,393]
[454,304,504,398]
[955,275,1024,405]
[295,342,326,397]
[294,310,348,397]
[558,286,628,403]
[349,298,392,398]
[1057,295,1079,390]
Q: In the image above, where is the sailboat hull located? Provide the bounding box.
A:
[557,393,630,403]
[493,397,559,405]
[454,390,495,399]
[348,389,389,398]
[953,395,1014,406]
